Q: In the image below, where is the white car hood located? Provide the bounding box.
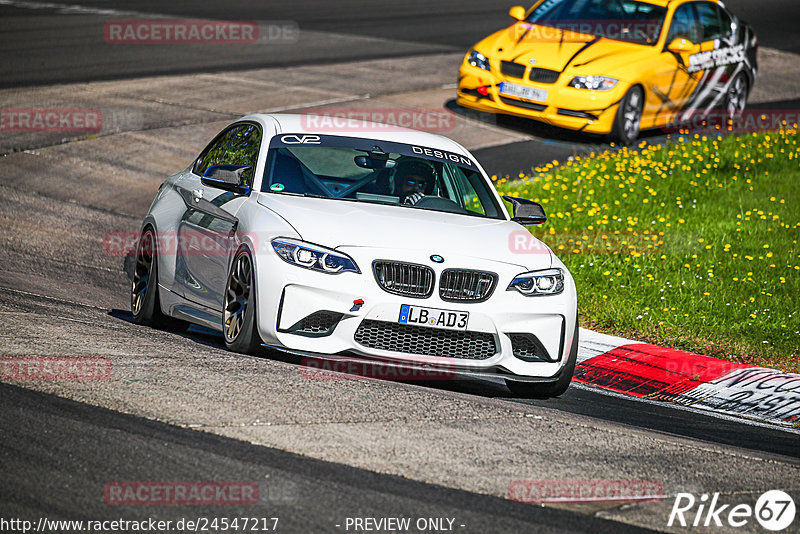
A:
[257,193,552,270]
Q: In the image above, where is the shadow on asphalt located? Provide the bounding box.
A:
[444,99,673,177]
[107,307,519,398]
[105,309,800,459]
[445,98,669,146]
[748,97,800,110]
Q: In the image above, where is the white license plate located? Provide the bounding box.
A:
[398,304,468,331]
[499,82,548,103]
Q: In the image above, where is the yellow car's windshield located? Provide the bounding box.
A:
[526,0,667,45]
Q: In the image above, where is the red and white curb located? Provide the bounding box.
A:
[575,328,800,428]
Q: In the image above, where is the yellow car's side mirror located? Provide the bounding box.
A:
[508,6,526,21]
[667,37,696,54]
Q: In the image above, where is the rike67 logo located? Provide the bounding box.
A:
[668,490,795,531]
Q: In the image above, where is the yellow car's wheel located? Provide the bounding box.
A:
[611,86,643,146]
[724,72,748,118]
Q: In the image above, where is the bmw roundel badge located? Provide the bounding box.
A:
[430,255,444,263]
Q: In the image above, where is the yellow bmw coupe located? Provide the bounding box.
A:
[457,0,757,144]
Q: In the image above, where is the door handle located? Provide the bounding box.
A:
[192,188,203,202]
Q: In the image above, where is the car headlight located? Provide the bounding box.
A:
[568,76,618,91]
[271,238,360,274]
[507,268,564,296]
[467,49,491,71]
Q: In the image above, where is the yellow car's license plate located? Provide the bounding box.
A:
[499,82,548,103]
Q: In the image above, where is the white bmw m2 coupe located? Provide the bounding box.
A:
[132,114,578,397]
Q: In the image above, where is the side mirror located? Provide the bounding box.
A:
[667,37,696,54]
[503,195,546,225]
[508,6,526,21]
[202,165,252,195]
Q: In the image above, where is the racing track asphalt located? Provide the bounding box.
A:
[1,0,797,89]
[3,0,798,179]
[1,382,661,534]
[1,2,800,532]
[127,324,800,461]
[0,282,797,531]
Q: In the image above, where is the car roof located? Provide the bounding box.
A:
[238,113,472,159]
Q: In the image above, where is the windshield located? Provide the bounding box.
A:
[261,134,504,220]
[525,0,667,45]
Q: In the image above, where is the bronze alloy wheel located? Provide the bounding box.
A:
[224,252,252,342]
[223,249,263,354]
[131,230,155,318]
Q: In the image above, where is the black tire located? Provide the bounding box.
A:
[724,72,748,118]
[505,322,579,399]
[131,227,185,331]
[223,248,263,354]
[611,86,643,146]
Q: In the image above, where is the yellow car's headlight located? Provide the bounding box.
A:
[568,76,618,91]
[466,49,491,71]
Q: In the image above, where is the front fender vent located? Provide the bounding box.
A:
[508,333,557,362]
[281,310,343,337]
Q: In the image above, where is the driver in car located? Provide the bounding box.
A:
[393,160,435,206]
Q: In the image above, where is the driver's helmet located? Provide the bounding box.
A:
[392,159,436,195]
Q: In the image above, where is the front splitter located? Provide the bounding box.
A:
[262,344,559,384]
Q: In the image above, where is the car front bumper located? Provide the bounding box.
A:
[457,62,625,135]
[255,246,578,380]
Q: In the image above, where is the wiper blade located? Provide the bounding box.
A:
[303,193,359,202]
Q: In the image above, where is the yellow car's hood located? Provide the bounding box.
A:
[478,23,653,74]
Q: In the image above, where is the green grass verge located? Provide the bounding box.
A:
[494,129,799,372]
